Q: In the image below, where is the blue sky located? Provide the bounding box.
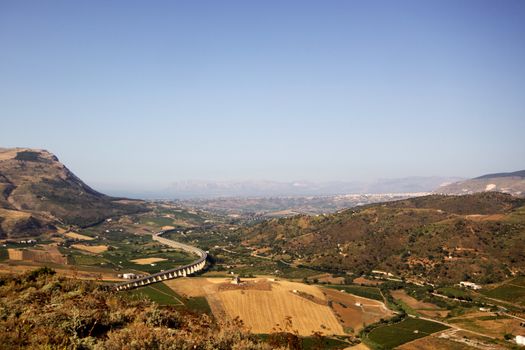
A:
[1,0,524,191]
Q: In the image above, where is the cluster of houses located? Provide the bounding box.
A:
[17,239,37,244]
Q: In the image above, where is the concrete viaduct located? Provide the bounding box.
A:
[115,230,207,291]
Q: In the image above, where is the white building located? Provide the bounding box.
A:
[122,273,137,279]
[516,335,525,346]
[460,281,482,290]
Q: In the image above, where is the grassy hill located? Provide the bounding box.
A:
[240,192,525,284]
[0,147,147,237]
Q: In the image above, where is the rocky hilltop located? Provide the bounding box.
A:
[436,170,525,197]
[0,147,146,238]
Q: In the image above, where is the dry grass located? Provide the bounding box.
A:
[398,335,476,350]
[448,313,524,338]
[65,232,94,241]
[130,257,167,265]
[71,244,108,254]
[322,288,392,333]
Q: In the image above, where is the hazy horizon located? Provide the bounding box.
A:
[1,1,524,191]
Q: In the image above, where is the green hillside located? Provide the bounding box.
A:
[240,193,525,284]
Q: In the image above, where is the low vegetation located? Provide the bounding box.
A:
[239,193,525,284]
[0,268,295,349]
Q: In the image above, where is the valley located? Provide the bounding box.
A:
[1,148,525,349]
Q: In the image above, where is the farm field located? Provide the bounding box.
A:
[7,245,67,264]
[166,277,350,336]
[326,284,384,301]
[71,244,108,254]
[480,276,525,306]
[391,289,449,318]
[126,282,184,306]
[447,312,524,339]
[366,317,448,349]
[322,287,393,334]
[397,334,477,350]
[64,231,94,240]
[127,282,212,314]
[217,283,344,335]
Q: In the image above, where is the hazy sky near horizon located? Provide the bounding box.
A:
[1,0,524,190]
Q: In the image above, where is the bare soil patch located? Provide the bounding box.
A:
[131,257,168,265]
[322,288,393,334]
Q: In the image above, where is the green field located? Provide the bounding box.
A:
[366,317,448,349]
[326,284,384,301]
[436,286,472,300]
[481,277,525,306]
[126,282,184,305]
[126,282,212,314]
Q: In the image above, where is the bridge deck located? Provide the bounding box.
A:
[114,230,207,291]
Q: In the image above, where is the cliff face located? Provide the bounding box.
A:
[0,147,147,237]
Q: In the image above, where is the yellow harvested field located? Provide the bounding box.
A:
[161,225,175,230]
[166,278,343,335]
[131,257,167,265]
[217,287,344,335]
[65,232,94,241]
[71,244,108,254]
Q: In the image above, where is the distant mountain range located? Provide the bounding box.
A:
[436,170,525,197]
[0,147,146,238]
[159,176,463,199]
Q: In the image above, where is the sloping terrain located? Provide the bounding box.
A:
[240,193,525,284]
[436,170,525,197]
[0,147,147,237]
